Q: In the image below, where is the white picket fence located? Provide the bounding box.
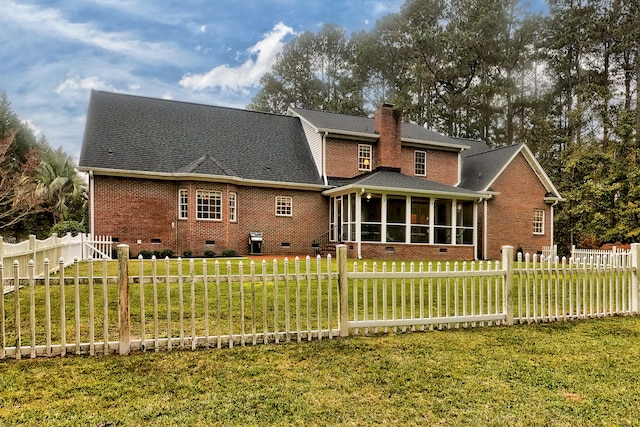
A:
[1,233,113,281]
[0,244,638,359]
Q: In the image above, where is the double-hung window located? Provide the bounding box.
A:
[178,189,188,219]
[533,209,545,235]
[358,144,372,171]
[275,196,292,217]
[414,150,426,176]
[229,192,237,222]
[196,190,222,220]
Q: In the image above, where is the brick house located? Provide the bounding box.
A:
[78,91,562,260]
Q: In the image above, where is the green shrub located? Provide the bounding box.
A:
[203,249,216,258]
[221,249,239,257]
[50,220,85,237]
[160,249,174,258]
[138,250,153,259]
[182,249,193,258]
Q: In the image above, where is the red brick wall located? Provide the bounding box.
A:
[346,243,474,261]
[375,104,402,168]
[325,138,375,178]
[400,147,459,185]
[482,152,551,260]
[92,176,329,257]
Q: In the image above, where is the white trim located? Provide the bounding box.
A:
[275,196,293,217]
[414,150,426,176]
[89,170,95,239]
[196,190,222,221]
[178,188,188,220]
[229,192,237,223]
[533,209,545,235]
[358,144,372,171]
[78,167,330,191]
[323,183,487,199]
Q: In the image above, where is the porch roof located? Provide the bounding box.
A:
[323,169,486,199]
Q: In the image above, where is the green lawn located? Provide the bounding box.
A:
[1,316,639,426]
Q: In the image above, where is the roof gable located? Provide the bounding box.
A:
[79,91,323,186]
[460,143,561,198]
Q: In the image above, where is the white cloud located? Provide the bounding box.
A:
[1,1,186,65]
[179,22,294,92]
[56,76,113,94]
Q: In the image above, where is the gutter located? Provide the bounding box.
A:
[77,167,331,192]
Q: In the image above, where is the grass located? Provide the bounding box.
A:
[0,316,639,426]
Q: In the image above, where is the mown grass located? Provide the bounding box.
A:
[1,316,639,426]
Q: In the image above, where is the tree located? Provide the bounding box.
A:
[0,129,42,230]
[36,145,86,225]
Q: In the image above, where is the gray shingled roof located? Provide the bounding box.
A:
[328,169,481,197]
[290,107,468,148]
[459,144,522,191]
[79,91,323,185]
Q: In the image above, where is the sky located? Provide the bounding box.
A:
[0,0,546,162]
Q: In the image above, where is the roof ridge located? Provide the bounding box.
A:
[93,89,292,119]
[464,143,521,158]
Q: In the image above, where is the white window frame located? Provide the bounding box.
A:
[178,189,188,219]
[229,192,237,222]
[275,196,293,217]
[196,190,222,221]
[358,144,372,171]
[533,209,545,235]
[414,150,426,176]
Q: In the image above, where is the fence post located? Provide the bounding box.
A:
[118,244,130,355]
[337,244,349,337]
[502,245,514,325]
[631,243,639,314]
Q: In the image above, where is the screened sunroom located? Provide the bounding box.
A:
[324,170,486,259]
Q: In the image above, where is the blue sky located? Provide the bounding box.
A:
[0,0,546,162]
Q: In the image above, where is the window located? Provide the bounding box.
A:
[178,189,188,219]
[275,196,293,217]
[533,209,545,235]
[196,190,222,220]
[229,192,237,222]
[414,150,426,176]
[358,144,372,171]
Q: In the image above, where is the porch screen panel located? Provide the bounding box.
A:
[456,201,474,244]
[411,197,430,243]
[361,193,382,241]
[434,199,452,244]
[386,196,406,242]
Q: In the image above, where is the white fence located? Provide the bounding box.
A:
[570,245,630,264]
[1,233,112,280]
[0,244,638,359]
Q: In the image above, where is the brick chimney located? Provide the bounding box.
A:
[374,103,402,169]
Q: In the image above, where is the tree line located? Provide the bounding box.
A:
[248,0,640,254]
[0,92,85,241]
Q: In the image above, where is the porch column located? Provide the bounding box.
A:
[452,200,458,245]
[356,193,362,259]
[405,197,411,243]
[429,199,435,244]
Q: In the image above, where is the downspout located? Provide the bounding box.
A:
[322,131,328,186]
[89,170,95,240]
[550,200,559,249]
[483,199,488,260]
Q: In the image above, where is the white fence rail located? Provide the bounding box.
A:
[0,244,638,360]
[1,233,112,280]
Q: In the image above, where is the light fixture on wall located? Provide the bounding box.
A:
[366,193,372,200]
